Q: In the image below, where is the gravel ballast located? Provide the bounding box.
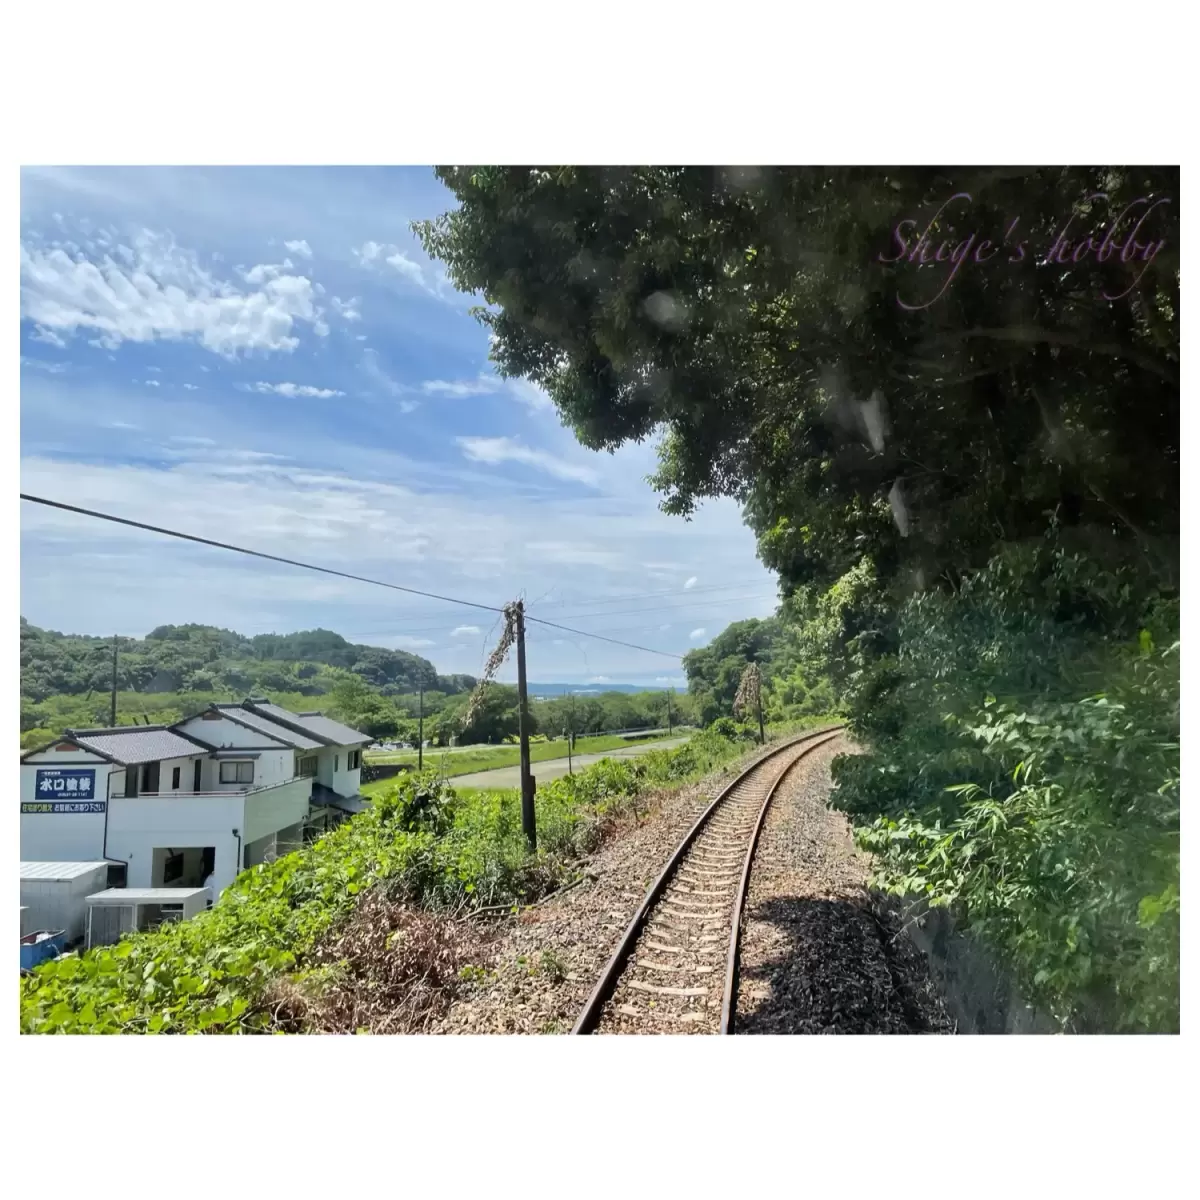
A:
[734,738,953,1034]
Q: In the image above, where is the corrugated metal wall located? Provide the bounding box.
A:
[20,865,110,943]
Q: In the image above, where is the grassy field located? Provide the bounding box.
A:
[369,729,652,768]
[363,733,662,777]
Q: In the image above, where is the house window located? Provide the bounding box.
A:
[171,766,181,790]
[219,761,254,785]
[140,762,160,792]
[347,750,361,770]
[163,852,184,884]
[298,755,318,777]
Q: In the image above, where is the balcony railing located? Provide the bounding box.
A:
[112,777,314,801]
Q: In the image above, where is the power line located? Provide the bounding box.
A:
[525,617,683,660]
[21,493,505,615]
[20,492,686,661]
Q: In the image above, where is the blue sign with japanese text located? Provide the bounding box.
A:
[32,768,97,801]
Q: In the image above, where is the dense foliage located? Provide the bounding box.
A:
[20,728,754,1034]
[682,616,836,724]
[418,166,1179,1031]
[20,619,473,706]
[829,546,1179,1031]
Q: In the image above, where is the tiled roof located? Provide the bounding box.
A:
[249,703,369,747]
[69,726,207,766]
[211,705,324,750]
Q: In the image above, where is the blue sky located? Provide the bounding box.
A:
[19,167,779,686]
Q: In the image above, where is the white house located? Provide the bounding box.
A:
[20,699,369,907]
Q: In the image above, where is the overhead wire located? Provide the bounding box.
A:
[20,493,687,661]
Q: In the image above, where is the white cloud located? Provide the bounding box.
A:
[143,379,160,387]
[284,239,312,258]
[361,348,411,403]
[451,625,481,637]
[183,383,198,390]
[354,240,440,294]
[386,251,425,284]
[399,400,418,414]
[689,628,707,640]
[240,259,295,284]
[508,378,554,412]
[355,241,386,265]
[30,325,67,347]
[587,676,611,684]
[247,382,345,399]
[523,540,623,568]
[421,375,501,398]
[331,295,361,322]
[20,356,67,373]
[457,436,600,486]
[147,366,162,373]
[391,636,435,648]
[20,229,326,357]
[659,624,671,631]
[684,576,698,589]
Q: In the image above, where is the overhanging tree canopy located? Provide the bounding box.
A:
[416,167,1178,600]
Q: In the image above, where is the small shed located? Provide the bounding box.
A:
[21,861,112,944]
[85,887,211,949]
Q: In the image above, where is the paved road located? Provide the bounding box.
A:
[452,736,691,790]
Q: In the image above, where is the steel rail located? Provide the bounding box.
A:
[571,723,845,1034]
[719,728,844,1034]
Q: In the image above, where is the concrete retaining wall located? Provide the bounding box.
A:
[901,899,1060,1034]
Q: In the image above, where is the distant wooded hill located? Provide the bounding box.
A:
[19,619,476,703]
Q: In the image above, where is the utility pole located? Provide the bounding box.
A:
[566,691,574,776]
[514,600,536,850]
[417,684,424,771]
[667,688,673,736]
[757,690,766,745]
[110,635,118,726]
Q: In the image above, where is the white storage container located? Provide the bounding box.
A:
[85,887,211,948]
[20,861,112,944]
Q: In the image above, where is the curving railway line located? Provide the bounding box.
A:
[572,724,846,1034]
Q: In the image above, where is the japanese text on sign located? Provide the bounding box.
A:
[22,801,107,814]
[33,768,97,801]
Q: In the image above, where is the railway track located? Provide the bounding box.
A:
[571,724,845,1035]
